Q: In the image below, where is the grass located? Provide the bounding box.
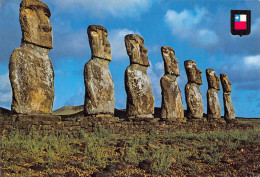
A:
[0,125,259,176]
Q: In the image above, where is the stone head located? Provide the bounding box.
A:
[20,0,53,49]
[184,60,203,85]
[161,46,180,76]
[206,69,220,90]
[87,25,111,61]
[220,73,232,93]
[125,34,149,67]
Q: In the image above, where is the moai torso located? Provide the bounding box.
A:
[206,69,221,119]
[124,34,154,118]
[160,47,184,119]
[184,60,204,119]
[220,74,235,120]
[9,0,54,114]
[84,25,115,116]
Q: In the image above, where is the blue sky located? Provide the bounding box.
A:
[0,0,259,118]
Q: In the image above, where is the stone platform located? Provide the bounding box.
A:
[0,114,252,137]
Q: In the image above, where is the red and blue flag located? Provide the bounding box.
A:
[234,14,247,30]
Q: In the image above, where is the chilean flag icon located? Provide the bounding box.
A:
[231,10,251,36]
[235,14,247,29]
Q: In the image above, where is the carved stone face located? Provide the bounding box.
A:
[87,25,111,61]
[206,69,220,90]
[125,34,149,67]
[220,73,232,93]
[20,0,53,49]
[161,46,180,76]
[184,60,203,85]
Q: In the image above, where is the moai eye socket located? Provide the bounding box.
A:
[91,31,99,38]
[24,7,36,15]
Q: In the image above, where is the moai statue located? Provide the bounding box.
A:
[220,74,235,120]
[160,47,184,120]
[124,34,154,118]
[9,0,54,114]
[206,69,221,119]
[84,25,115,117]
[184,60,204,119]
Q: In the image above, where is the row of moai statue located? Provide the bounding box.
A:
[8,0,235,121]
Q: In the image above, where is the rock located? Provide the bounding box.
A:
[131,174,144,177]
[161,46,180,76]
[84,25,115,116]
[184,60,204,119]
[124,34,154,118]
[206,69,221,119]
[160,46,184,119]
[92,171,112,177]
[64,171,79,177]
[125,34,150,66]
[9,0,54,114]
[20,0,53,49]
[220,74,235,120]
[115,162,126,171]
[138,159,153,171]
[171,157,177,164]
[184,60,203,85]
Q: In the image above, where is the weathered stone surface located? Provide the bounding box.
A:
[184,60,203,85]
[125,34,154,118]
[13,114,61,122]
[207,89,221,119]
[184,60,203,119]
[84,25,115,116]
[220,74,235,120]
[161,75,184,119]
[160,47,184,119]
[9,0,54,114]
[206,69,221,119]
[161,46,180,76]
[125,34,150,66]
[185,83,204,119]
[206,69,220,90]
[20,0,53,49]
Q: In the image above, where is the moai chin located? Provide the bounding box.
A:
[124,34,154,118]
[206,69,221,119]
[220,73,235,120]
[9,0,54,114]
[84,25,115,117]
[160,46,184,120]
[184,60,204,119]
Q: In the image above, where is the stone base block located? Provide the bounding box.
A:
[79,116,119,123]
[160,117,187,123]
[12,114,61,122]
[225,119,238,124]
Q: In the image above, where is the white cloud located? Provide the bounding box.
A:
[244,55,260,68]
[218,55,260,90]
[51,27,89,59]
[197,29,218,46]
[165,7,205,38]
[47,0,153,18]
[0,73,12,107]
[147,61,165,106]
[164,7,218,47]
[109,28,137,60]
